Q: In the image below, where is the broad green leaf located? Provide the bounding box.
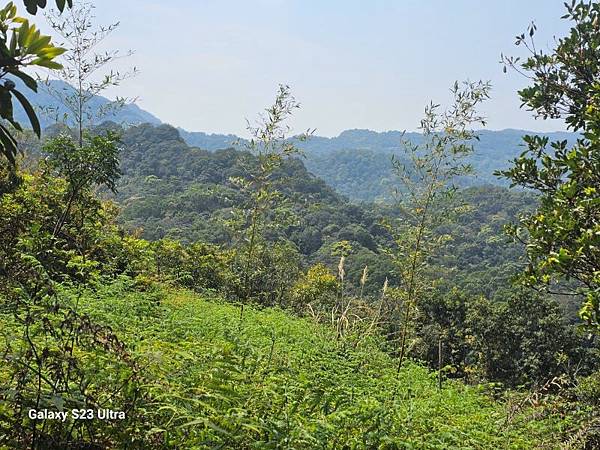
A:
[31,58,62,69]
[11,87,40,136]
[0,123,19,165]
[8,69,38,92]
[26,33,51,54]
[36,45,66,58]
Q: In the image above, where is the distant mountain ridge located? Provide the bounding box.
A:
[178,127,575,153]
[15,79,578,202]
[177,128,239,151]
[11,78,161,129]
[179,127,578,202]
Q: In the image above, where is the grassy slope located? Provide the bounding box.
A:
[59,281,564,449]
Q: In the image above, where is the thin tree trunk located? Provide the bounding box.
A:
[397,154,443,373]
[53,188,77,239]
[438,336,443,390]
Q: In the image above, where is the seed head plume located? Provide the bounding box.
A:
[360,265,368,288]
[338,256,345,282]
[359,265,368,300]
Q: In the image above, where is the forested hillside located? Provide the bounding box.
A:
[182,128,579,202]
[11,78,162,128]
[108,123,540,302]
[20,79,579,204]
[1,1,600,449]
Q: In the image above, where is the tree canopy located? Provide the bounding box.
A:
[500,0,600,331]
[0,1,67,168]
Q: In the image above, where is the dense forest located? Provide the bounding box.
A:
[182,128,580,203]
[15,79,580,203]
[1,0,600,449]
[108,123,537,301]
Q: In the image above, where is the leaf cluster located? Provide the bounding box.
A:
[0,2,65,166]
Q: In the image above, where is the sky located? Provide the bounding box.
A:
[38,0,572,137]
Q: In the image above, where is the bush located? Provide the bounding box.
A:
[576,371,600,407]
[290,263,339,317]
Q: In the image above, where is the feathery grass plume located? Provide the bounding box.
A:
[359,265,368,299]
[336,255,347,338]
[380,277,389,322]
[376,277,388,325]
[360,265,368,286]
[338,256,345,282]
[358,276,389,344]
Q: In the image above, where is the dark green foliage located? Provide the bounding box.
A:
[227,240,303,306]
[112,124,392,284]
[44,131,122,193]
[42,283,570,449]
[431,186,537,299]
[298,129,579,203]
[43,131,122,239]
[500,0,600,331]
[151,239,231,291]
[412,288,473,379]
[471,291,586,387]
[181,127,578,203]
[23,0,72,15]
[0,2,65,167]
[111,123,547,304]
[412,287,594,388]
[0,171,116,284]
[576,371,600,407]
[0,170,148,448]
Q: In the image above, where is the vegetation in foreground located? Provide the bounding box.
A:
[0,280,578,448]
[0,0,600,448]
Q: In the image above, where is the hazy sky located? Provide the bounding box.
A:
[40,0,572,137]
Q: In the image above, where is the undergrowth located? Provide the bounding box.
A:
[13,278,563,449]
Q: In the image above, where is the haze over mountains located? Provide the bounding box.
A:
[16,79,577,202]
[11,79,160,127]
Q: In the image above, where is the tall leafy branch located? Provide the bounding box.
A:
[386,80,490,369]
[41,0,137,145]
[230,84,311,309]
[499,0,600,331]
[0,1,68,169]
[36,1,135,239]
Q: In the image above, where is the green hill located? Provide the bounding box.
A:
[113,124,542,298]
[180,127,578,203]
[53,281,560,448]
[23,122,539,300]
[16,78,577,204]
[112,123,394,295]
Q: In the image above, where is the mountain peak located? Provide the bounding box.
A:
[10,78,162,130]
